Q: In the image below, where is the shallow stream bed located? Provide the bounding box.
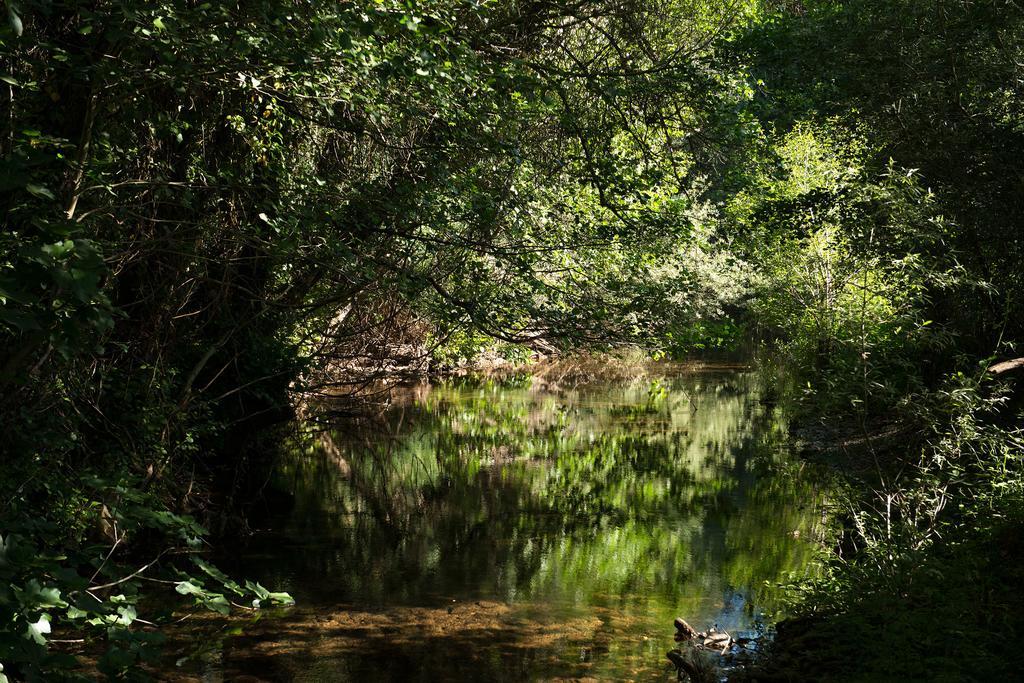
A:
[174,365,830,681]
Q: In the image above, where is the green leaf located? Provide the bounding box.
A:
[14,579,67,609]
[8,6,22,38]
[116,605,137,626]
[193,557,244,596]
[267,591,294,606]
[244,580,270,601]
[204,595,230,615]
[42,240,75,258]
[26,614,51,645]
[98,645,137,674]
[25,183,56,200]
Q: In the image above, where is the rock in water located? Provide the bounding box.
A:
[674,617,698,639]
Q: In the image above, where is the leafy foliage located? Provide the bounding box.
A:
[716,1,1024,679]
[0,0,757,677]
[1,0,1022,678]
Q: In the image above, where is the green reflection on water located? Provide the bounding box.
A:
[212,368,829,681]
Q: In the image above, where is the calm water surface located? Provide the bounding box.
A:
[183,367,829,681]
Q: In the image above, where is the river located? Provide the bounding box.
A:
[175,364,829,681]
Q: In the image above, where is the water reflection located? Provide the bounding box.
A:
[203,368,828,681]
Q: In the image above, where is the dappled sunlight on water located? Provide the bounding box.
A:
[172,367,830,681]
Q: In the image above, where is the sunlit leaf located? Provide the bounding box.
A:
[26,615,51,645]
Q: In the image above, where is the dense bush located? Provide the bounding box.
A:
[719,1,1024,678]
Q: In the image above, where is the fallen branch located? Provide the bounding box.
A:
[990,357,1024,375]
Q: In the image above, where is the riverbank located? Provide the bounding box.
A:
[732,366,1024,682]
[733,510,1024,682]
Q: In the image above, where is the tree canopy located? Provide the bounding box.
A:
[2,0,1023,679]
